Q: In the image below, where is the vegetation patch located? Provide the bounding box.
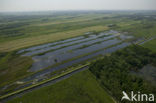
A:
[143,38,156,52]
[89,45,156,102]
[0,52,33,95]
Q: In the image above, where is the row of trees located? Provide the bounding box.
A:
[89,45,156,102]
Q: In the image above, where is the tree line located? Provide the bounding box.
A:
[89,45,156,102]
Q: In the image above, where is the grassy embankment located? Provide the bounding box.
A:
[7,70,114,103]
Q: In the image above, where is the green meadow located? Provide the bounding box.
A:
[143,38,156,52]
[7,70,114,103]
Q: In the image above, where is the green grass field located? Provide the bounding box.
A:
[143,38,156,52]
[7,70,114,103]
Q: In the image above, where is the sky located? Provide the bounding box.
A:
[0,0,156,12]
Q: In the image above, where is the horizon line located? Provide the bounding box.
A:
[1,9,156,13]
